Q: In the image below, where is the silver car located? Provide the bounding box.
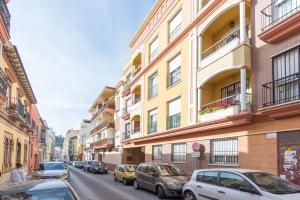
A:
[183,168,300,200]
[32,161,69,181]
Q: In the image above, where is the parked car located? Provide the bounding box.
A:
[0,179,79,199]
[134,162,189,199]
[183,168,300,200]
[32,161,69,182]
[84,160,108,174]
[75,161,84,169]
[114,164,137,185]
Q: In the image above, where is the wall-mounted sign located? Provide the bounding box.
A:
[267,132,277,139]
[192,152,201,158]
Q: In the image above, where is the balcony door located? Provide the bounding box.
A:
[273,46,300,104]
[272,0,300,23]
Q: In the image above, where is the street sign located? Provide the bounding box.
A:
[192,142,201,152]
[191,152,200,158]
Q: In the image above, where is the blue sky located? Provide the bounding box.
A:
[8,0,155,135]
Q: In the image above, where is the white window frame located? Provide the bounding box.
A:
[169,9,182,42]
[149,37,158,62]
[172,143,186,163]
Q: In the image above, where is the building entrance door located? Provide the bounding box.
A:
[279,131,300,185]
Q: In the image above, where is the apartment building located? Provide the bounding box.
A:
[118,0,300,183]
[89,87,119,170]
[45,128,55,161]
[78,119,93,161]
[63,129,79,161]
[0,0,39,183]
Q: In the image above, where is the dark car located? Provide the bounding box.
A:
[88,161,108,174]
[75,161,84,169]
[134,162,190,199]
[0,179,79,199]
[83,160,100,172]
[32,161,69,181]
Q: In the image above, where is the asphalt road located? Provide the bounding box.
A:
[69,166,182,200]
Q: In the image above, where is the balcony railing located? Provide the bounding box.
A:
[167,67,181,87]
[25,111,31,127]
[167,113,181,129]
[0,0,10,32]
[6,97,26,118]
[262,72,300,108]
[90,138,114,148]
[148,121,157,134]
[261,0,300,31]
[202,27,240,59]
[0,68,7,97]
[90,121,114,135]
[200,93,251,114]
[91,100,115,120]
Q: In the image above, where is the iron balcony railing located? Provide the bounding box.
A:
[91,100,115,120]
[261,0,300,31]
[201,27,240,59]
[148,85,158,99]
[25,111,31,127]
[169,23,181,42]
[148,121,157,134]
[167,113,181,129]
[167,67,181,87]
[17,99,25,118]
[200,93,251,114]
[0,68,7,97]
[262,72,300,108]
[0,0,10,32]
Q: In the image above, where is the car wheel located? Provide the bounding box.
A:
[123,178,128,185]
[184,191,196,200]
[133,180,139,190]
[157,186,166,199]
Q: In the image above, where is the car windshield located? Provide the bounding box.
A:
[0,188,75,200]
[125,165,137,172]
[40,163,65,170]
[154,164,185,176]
[244,172,300,194]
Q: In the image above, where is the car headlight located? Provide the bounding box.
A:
[166,182,182,190]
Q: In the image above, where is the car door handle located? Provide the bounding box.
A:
[196,185,202,188]
[218,190,225,194]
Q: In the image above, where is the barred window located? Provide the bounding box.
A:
[172,143,186,162]
[152,145,162,161]
[210,138,238,165]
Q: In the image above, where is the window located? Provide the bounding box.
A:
[197,0,210,11]
[149,37,158,62]
[210,138,238,165]
[148,109,158,133]
[24,143,28,164]
[124,122,130,140]
[172,143,186,162]
[16,142,21,164]
[197,171,219,185]
[273,47,300,104]
[272,0,300,24]
[152,145,162,161]
[3,134,13,170]
[148,72,158,99]
[125,99,130,113]
[168,54,181,87]
[219,172,253,190]
[169,10,182,42]
[145,165,156,174]
[167,98,181,129]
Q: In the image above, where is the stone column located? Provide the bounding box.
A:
[239,0,246,43]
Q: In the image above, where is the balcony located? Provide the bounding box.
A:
[262,73,300,108]
[122,80,131,97]
[91,100,115,121]
[260,0,300,43]
[199,94,251,123]
[148,121,157,134]
[167,113,181,130]
[90,121,114,135]
[5,97,26,122]
[122,107,130,120]
[0,0,10,33]
[90,138,114,149]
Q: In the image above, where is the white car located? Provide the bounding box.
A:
[183,168,300,200]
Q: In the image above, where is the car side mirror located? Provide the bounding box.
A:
[240,186,260,195]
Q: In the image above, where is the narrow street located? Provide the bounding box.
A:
[69,167,181,200]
